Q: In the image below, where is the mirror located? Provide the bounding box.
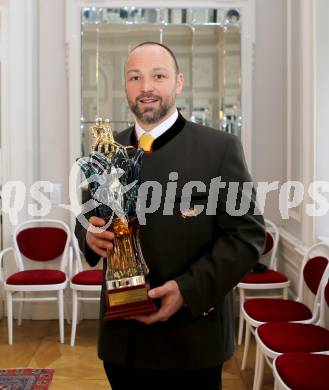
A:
[80,6,241,156]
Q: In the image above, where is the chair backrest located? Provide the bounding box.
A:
[297,242,329,321]
[318,278,329,328]
[261,218,279,269]
[13,219,71,272]
[71,235,84,276]
[70,235,103,278]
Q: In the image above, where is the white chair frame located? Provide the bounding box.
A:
[237,218,290,345]
[251,242,329,390]
[241,242,329,372]
[0,219,72,344]
[69,236,101,346]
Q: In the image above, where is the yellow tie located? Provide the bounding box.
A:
[139,133,154,152]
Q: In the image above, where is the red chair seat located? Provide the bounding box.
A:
[243,298,312,322]
[276,352,329,389]
[71,270,102,285]
[6,269,66,285]
[258,322,329,352]
[242,269,288,284]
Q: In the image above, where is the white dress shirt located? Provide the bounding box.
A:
[135,109,179,141]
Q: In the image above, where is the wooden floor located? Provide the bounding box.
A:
[0,319,274,389]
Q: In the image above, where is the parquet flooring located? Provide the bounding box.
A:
[0,319,274,389]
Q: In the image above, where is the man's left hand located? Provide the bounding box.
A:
[127,280,184,325]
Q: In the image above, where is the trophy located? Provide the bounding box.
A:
[77,118,157,320]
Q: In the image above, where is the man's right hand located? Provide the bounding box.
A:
[86,216,115,257]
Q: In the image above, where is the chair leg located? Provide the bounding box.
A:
[238,288,245,345]
[253,348,265,390]
[1,291,6,322]
[283,286,288,299]
[58,290,64,344]
[70,290,78,347]
[64,289,71,325]
[78,291,84,324]
[18,292,24,326]
[6,291,13,345]
[253,344,260,390]
[274,379,279,390]
[241,322,251,370]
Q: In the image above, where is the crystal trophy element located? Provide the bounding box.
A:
[77,118,157,320]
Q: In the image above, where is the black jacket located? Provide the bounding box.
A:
[75,114,266,369]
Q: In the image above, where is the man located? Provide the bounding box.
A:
[75,42,265,390]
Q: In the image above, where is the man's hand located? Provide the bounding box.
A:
[86,216,115,257]
[127,280,184,325]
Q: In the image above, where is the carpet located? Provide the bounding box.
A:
[0,369,54,390]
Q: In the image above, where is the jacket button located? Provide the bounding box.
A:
[202,307,214,316]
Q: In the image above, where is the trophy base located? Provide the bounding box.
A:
[104,284,158,321]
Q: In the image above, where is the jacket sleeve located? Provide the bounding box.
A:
[175,135,266,317]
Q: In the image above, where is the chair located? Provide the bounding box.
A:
[273,352,329,390]
[70,236,102,346]
[253,270,329,390]
[0,219,71,344]
[241,242,329,374]
[237,218,290,344]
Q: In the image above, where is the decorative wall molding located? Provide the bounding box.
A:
[0,0,40,320]
[286,0,302,222]
[279,227,306,298]
[314,0,329,239]
[299,0,315,245]
[283,0,315,245]
[0,0,39,246]
[0,0,9,321]
[0,0,40,243]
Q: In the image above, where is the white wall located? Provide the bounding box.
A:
[39,0,70,224]
[251,0,306,298]
[280,0,316,249]
[315,0,329,238]
[252,0,286,225]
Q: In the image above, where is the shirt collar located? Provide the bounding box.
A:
[135,109,179,140]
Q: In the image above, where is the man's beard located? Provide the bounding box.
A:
[128,94,175,124]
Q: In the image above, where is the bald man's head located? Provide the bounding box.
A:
[124,42,184,130]
[126,42,180,76]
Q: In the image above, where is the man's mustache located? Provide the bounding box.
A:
[136,94,162,102]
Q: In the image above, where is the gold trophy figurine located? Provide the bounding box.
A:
[78,118,157,321]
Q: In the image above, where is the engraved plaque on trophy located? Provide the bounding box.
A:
[77,118,157,320]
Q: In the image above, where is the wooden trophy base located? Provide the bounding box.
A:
[103,284,158,321]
